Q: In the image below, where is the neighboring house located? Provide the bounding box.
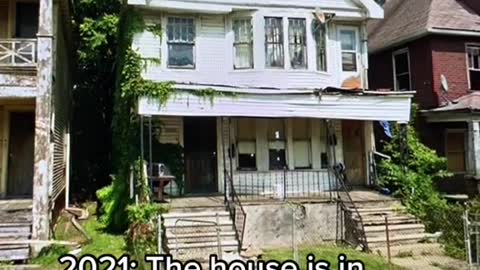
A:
[369,0,480,195]
[129,0,415,254]
[0,0,72,259]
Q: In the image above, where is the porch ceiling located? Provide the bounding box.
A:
[137,87,413,122]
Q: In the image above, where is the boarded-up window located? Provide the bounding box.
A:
[292,119,311,169]
[467,45,480,90]
[446,131,466,173]
[237,118,256,170]
[268,119,286,170]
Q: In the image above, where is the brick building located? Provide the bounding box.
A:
[369,0,480,195]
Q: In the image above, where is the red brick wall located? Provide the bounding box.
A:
[369,37,436,108]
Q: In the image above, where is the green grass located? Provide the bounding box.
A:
[264,245,406,270]
[33,203,126,269]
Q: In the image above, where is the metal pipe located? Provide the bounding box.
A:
[149,116,153,192]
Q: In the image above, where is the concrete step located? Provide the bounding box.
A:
[348,207,407,215]
[0,232,31,241]
[166,231,236,239]
[0,245,29,262]
[163,211,230,219]
[357,215,418,225]
[364,223,425,238]
[169,239,239,250]
[367,233,429,248]
[164,220,233,228]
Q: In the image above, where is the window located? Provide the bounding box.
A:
[268,119,287,170]
[265,17,284,68]
[288,18,307,69]
[167,17,195,68]
[393,49,411,91]
[339,29,357,72]
[292,119,311,169]
[233,19,253,69]
[314,22,327,72]
[237,118,257,170]
[446,130,466,173]
[467,45,480,90]
[15,3,39,38]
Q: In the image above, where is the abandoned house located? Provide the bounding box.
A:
[0,0,72,260]
[369,0,480,196]
[128,0,423,257]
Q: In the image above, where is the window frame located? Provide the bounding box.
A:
[338,27,359,72]
[166,16,196,69]
[444,129,467,174]
[236,118,257,171]
[466,43,480,90]
[288,18,308,70]
[314,20,328,72]
[264,17,285,69]
[392,48,412,91]
[267,119,287,170]
[232,17,254,70]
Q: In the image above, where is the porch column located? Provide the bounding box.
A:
[32,0,54,250]
[468,121,480,179]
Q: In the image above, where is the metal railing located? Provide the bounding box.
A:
[233,168,335,201]
[225,171,246,252]
[173,217,223,258]
[0,39,37,66]
[333,164,369,252]
[368,151,391,187]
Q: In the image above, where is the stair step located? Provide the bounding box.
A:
[169,240,239,250]
[166,231,236,239]
[358,215,418,225]
[364,223,425,233]
[349,207,406,214]
[367,233,429,247]
[163,211,230,219]
[0,246,30,261]
[164,220,233,228]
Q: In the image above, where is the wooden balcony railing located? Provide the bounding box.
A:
[0,39,37,67]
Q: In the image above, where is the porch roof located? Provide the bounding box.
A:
[137,84,414,122]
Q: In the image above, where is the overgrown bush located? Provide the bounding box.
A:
[126,203,168,269]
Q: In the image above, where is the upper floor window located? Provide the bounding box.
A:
[393,49,411,91]
[467,45,480,90]
[233,18,253,69]
[288,18,307,69]
[339,29,357,72]
[265,17,284,68]
[167,17,195,68]
[314,22,327,72]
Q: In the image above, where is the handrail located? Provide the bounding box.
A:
[225,171,247,251]
[173,217,223,258]
[0,39,37,66]
[332,165,369,252]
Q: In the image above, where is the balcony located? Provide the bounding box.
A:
[0,39,37,67]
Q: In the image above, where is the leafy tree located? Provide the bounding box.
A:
[70,0,121,202]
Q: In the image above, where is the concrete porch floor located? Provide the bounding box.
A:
[167,188,395,210]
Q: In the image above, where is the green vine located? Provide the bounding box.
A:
[98,6,238,232]
[146,23,162,38]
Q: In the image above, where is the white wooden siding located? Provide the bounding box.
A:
[138,92,413,122]
[135,10,366,90]
[157,117,183,145]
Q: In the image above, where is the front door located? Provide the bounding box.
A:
[342,120,366,186]
[184,117,217,194]
[7,112,34,197]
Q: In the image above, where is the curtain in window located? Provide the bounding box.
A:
[233,19,253,69]
[265,17,284,68]
[167,17,195,68]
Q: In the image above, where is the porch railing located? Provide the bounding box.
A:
[225,170,246,251]
[0,39,37,67]
[232,168,335,201]
[333,164,369,252]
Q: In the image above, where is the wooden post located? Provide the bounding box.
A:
[32,0,54,255]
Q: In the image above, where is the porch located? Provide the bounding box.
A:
[0,0,39,87]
